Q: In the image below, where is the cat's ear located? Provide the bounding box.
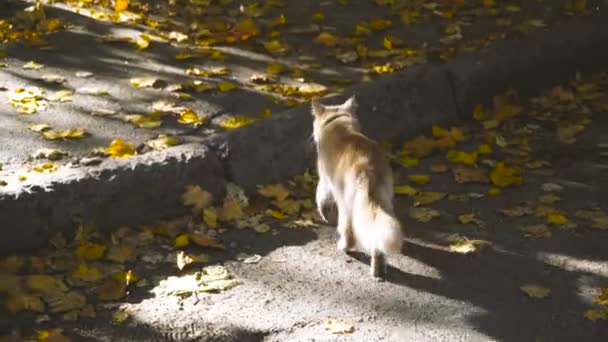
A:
[342,95,358,113]
[311,98,325,116]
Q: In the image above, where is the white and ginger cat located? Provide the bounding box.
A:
[311,95,403,278]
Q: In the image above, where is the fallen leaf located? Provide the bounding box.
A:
[394,185,417,196]
[325,319,354,334]
[189,232,225,250]
[409,207,440,223]
[96,278,126,301]
[413,192,446,206]
[182,185,213,213]
[546,212,569,225]
[203,208,219,229]
[114,0,129,12]
[519,224,551,238]
[500,205,534,217]
[129,76,162,88]
[42,129,87,140]
[32,148,67,161]
[25,275,68,297]
[217,82,236,92]
[105,139,136,158]
[409,174,430,185]
[6,292,44,313]
[105,244,134,263]
[174,234,190,248]
[315,32,339,47]
[520,284,550,298]
[71,263,103,283]
[584,309,608,321]
[220,115,253,129]
[447,150,478,166]
[146,134,179,150]
[112,309,130,324]
[595,288,608,306]
[448,238,490,254]
[220,198,244,221]
[176,251,209,270]
[254,223,272,233]
[75,242,106,261]
[258,184,290,201]
[453,166,489,184]
[178,109,204,126]
[125,114,162,128]
[490,162,523,187]
[429,163,448,173]
[458,214,481,225]
[23,61,44,70]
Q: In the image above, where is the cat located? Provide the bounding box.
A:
[311,95,403,278]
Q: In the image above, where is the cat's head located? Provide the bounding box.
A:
[310,95,359,143]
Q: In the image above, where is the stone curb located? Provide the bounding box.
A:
[2,10,608,253]
[211,9,608,192]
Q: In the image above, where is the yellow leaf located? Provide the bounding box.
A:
[448,238,490,254]
[400,156,419,167]
[325,319,354,334]
[312,12,325,21]
[546,212,568,225]
[221,198,244,221]
[25,275,68,297]
[112,309,130,324]
[477,144,492,155]
[315,32,339,47]
[368,19,392,30]
[266,62,284,75]
[23,61,45,70]
[409,174,430,185]
[189,232,225,249]
[269,210,287,220]
[72,263,103,283]
[146,134,179,150]
[584,309,608,321]
[403,136,435,158]
[490,162,523,187]
[258,109,272,118]
[105,138,136,158]
[33,162,58,173]
[409,207,440,223]
[125,114,162,128]
[595,288,608,306]
[257,183,290,201]
[203,208,219,229]
[178,109,204,126]
[42,129,87,140]
[254,223,272,233]
[134,34,150,50]
[6,292,44,313]
[263,40,288,54]
[413,192,446,206]
[129,76,160,88]
[220,115,253,129]
[429,163,448,173]
[114,0,129,13]
[520,284,550,298]
[394,185,417,196]
[181,185,213,213]
[473,104,485,120]
[217,82,236,92]
[488,187,501,196]
[28,123,51,132]
[458,214,477,224]
[371,63,394,74]
[174,234,190,248]
[75,242,106,261]
[447,150,478,166]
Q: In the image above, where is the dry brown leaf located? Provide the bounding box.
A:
[189,232,225,250]
[257,183,290,201]
[409,207,440,223]
[96,278,126,301]
[182,185,213,213]
[413,192,446,206]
